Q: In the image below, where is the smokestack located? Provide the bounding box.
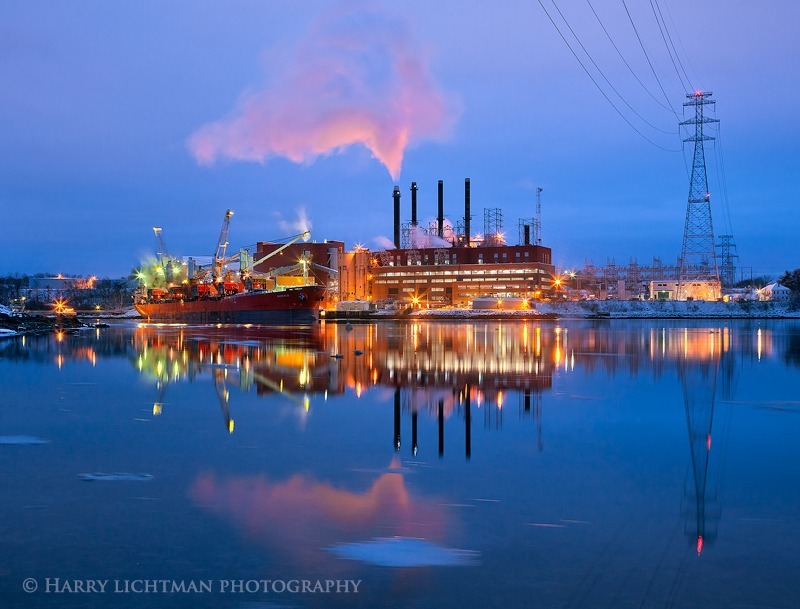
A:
[393,185,401,249]
[437,180,444,238]
[524,224,530,245]
[410,182,418,227]
[464,178,471,247]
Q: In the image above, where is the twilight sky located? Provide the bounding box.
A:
[1,0,798,278]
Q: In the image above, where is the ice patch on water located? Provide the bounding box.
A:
[327,537,479,567]
[79,473,154,482]
[0,435,50,445]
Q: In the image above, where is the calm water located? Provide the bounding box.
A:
[1,320,799,609]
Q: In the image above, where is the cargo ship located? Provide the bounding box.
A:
[134,284,325,324]
[134,212,332,325]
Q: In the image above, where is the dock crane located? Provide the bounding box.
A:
[212,209,234,282]
[153,227,169,263]
[149,226,178,288]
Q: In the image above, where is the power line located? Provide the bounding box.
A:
[658,0,703,91]
[620,0,679,117]
[547,0,676,134]
[652,0,694,89]
[713,128,734,236]
[712,141,731,235]
[585,0,675,114]
[536,0,681,151]
[649,0,693,92]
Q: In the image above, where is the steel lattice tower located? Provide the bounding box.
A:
[678,92,720,300]
[716,235,739,287]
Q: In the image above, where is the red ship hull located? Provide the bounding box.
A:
[134,285,325,324]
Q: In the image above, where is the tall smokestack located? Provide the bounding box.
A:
[410,182,418,227]
[393,185,401,249]
[464,178,471,247]
[437,180,444,238]
[524,224,530,245]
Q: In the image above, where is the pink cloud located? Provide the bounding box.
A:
[187,4,457,180]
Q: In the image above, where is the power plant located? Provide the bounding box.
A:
[338,178,555,308]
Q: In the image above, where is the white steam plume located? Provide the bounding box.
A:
[188,3,457,180]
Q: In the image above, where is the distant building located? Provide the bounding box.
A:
[649,280,721,301]
[758,282,791,302]
[24,275,98,301]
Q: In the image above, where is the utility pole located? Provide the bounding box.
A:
[678,92,720,300]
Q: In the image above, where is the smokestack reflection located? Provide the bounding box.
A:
[412,410,418,456]
[438,399,444,457]
[394,387,401,451]
[465,387,471,460]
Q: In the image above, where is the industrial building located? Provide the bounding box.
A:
[253,239,344,308]
[338,179,555,308]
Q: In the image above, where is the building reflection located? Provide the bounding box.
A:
[129,321,559,440]
[125,322,751,449]
[0,328,133,367]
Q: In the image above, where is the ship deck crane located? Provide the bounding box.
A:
[212,209,234,281]
[241,231,311,275]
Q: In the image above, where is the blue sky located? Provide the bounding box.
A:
[1,0,798,278]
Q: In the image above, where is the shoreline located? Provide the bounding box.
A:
[327,299,800,321]
[3,299,799,336]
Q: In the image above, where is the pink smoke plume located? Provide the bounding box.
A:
[188,4,457,180]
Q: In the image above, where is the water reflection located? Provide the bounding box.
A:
[123,322,753,438]
[6,322,798,551]
[122,321,788,564]
[4,320,800,608]
[189,456,454,569]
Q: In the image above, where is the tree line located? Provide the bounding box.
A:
[0,274,135,310]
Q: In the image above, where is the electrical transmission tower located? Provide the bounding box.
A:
[678,92,720,300]
[716,235,739,287]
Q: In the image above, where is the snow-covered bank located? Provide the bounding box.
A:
[532,299,799,319]
[92,307,141,319]
[398,299,800,320]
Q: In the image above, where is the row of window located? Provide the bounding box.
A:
[375,267,549,278]
[374,278,544,285]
